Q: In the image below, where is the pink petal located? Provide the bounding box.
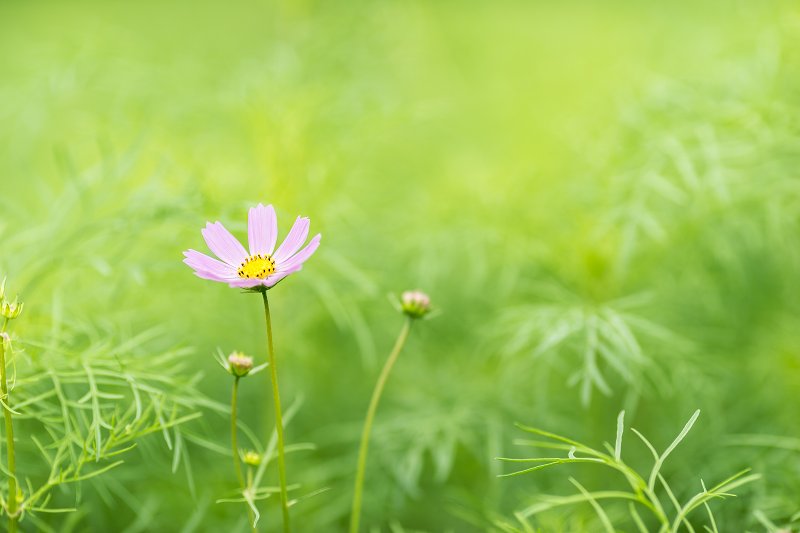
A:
[248,203,278,256]
[192,270,232,283]
[273,217,310,263]
[183,250,238,279]
[276,234,321,272]
[227,278,267,289]
[201,222,248,267]
[265,265,302,287]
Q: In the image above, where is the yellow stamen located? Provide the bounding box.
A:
[237,254,276,279]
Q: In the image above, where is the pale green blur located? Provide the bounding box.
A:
[1,0,799,531]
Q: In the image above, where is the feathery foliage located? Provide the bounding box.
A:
[1,0,798,530]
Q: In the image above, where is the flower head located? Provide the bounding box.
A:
[400,290,431,319]
[183,203,321,290]
[226,351,254,377]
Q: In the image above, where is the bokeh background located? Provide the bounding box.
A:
[1,0,799,531]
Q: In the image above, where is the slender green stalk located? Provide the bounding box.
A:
[1,318,18,533]
[349,317,412,533]
[231,377,257,533]
[261,291,290,533]
[231,377,245,487]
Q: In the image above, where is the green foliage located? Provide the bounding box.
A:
[2,320,206,530]
[497,411,759,532]
[1,0,799,531]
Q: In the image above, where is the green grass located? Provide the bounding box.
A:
[1,0,799,531]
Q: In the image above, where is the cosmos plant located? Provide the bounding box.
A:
[349,290,432,533]
[0,277,202,532]
[218,349,267,532]
[184,203,321,533]
[497,411,760,532]
[183,203,321,290]
[0,278,24,532]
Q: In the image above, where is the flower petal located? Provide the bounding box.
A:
[273,217,310,263]
[227,278,267,289]
[276,234,321,272]
[192,270,232,283]
[183,249,238,279]
[248,203,278,256]
[265,265,303,287]
[202,222,248,266]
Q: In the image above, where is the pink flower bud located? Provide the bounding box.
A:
[400,290,432,319]
[227,352,254,377]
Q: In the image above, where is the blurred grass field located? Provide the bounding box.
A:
[1,0,800,531]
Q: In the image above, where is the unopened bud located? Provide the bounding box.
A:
[0,278,24,321]
[0,297,23,320]
[227,352,254,377]
[242,450,261,466]
[400,290,431,319]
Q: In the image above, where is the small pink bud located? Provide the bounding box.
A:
[227,352,254,377]
[400,290,432,319]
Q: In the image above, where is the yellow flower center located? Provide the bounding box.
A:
[237,254,276,279]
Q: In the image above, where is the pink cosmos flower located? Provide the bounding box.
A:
[183,203,321,290]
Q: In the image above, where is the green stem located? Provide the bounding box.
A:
[231,377,245,487]
[349,317,412,533]
[1,318,18,533]
[231,377,257,533]
[262,291,290,533]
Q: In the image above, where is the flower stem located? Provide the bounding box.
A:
[349,317,412,533]
[231,377,257,533]
[261,291,290,533]
[1,318,18,533]
[231,377,244,487]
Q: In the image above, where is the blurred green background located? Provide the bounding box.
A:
[1,0,799,531]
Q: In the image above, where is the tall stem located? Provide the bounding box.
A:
[231,377,244,488]
[349,317,412,533]
[231,377,257,533]
[1,318,18,533]
[262,291,290,533]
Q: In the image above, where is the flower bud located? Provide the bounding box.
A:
[0,278,24,321]
[400,290,431,319]
[0,297,23,320]
[242,450,261,466]
[227,351,254,377]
